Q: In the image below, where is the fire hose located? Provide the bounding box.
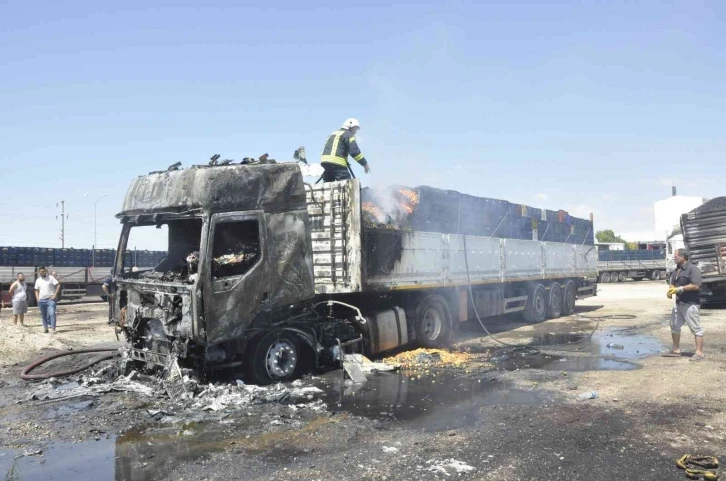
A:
[20,348,121,381]
[676,454,720,480]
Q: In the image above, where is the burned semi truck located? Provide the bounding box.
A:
[113,163,597,383]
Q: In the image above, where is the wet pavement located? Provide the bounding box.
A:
[488,328,664,372]
[316,372,545,431]
[0,321,668,480]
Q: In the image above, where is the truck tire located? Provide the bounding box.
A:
[522,284,547,323]
[618,272,627,282]
[547,283,563,319]
[562,281,576,316]
[650,270,659,281]
[600,272,611,283]
[245,330,305,385]
[415,295,453,348]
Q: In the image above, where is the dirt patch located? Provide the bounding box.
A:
[0,303,116,368]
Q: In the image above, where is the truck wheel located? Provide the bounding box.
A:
[562,281,576,316]
[245,330,304,385]
[600,272,611,283]
[523,284,547,323]
[415,296,452,348]
[650,270,659,280]
[618,272,627,282]
[547,283,563,319]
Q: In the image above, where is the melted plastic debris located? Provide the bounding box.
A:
[384,349,472,370]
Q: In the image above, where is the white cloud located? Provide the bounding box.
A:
[534,193,549,200]
[601,194,613,201]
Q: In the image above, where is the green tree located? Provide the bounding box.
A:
[595,229,627,244]
[625,241,639,251]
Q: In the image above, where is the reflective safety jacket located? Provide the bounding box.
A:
[320,129,368,168]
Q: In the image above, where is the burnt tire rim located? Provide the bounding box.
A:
[421,307,443,341]
[265,340,297,379]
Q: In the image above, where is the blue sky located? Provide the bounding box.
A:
[1,0,724,250]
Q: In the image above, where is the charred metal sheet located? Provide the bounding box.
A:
[203,210,315,346]
[127,347,170,367]
[307,180,362,294]
[119,164,307,217]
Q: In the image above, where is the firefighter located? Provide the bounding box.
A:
[320,118,371,182]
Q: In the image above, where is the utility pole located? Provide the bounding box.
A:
[56,201,68,248]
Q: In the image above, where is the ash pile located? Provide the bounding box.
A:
[361,185,594,244]
[27,353,327,419]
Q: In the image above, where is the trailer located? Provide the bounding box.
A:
[597,250,666,282]
[0,266,111,306]
[112,164,597,384]
[681,197,726,305]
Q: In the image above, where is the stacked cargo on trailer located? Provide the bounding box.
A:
[681,197,726,304]
[112,164,597,384]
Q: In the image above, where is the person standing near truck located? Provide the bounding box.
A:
[664,248,705,361]
[34,266,60,333]
[9,273,28,326]
[320,118,371,182]
[102,276,115,325]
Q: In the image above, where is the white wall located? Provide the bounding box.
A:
[654,196,706,238]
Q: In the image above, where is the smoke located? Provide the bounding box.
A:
[361,186,419,227]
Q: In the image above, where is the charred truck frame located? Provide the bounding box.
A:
[113,164,597,384]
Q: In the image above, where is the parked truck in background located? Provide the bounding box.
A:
[681,197,726,305]
[112,163,597,384]
[0,266,113,306]
[596,247,666,282]
[0,247,166,306]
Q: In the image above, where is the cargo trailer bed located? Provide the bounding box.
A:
[307,180,598,295]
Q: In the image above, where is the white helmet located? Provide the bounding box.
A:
[341,118,360,130]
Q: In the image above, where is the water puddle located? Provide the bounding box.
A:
[488,328,664,372]
[0,422,248,481]
[315,371,544,431]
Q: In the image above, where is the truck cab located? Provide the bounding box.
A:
[112,164,356,383]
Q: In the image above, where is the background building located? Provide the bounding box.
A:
[654,188,707,241]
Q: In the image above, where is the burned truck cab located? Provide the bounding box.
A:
[113,164,320,382]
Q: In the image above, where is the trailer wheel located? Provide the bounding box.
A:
[618,272,627,282]
[415,296,452,347]
[245,330,306,385]
[650,270,659,280]
[547,283,563,319]
[523,284,547,323]
[599,272,611,283]
[562,281,576,316]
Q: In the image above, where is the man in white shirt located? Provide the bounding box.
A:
[34,266,60,333]
[9,273,29,326]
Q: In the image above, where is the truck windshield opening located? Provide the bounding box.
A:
[122,218,203,283]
